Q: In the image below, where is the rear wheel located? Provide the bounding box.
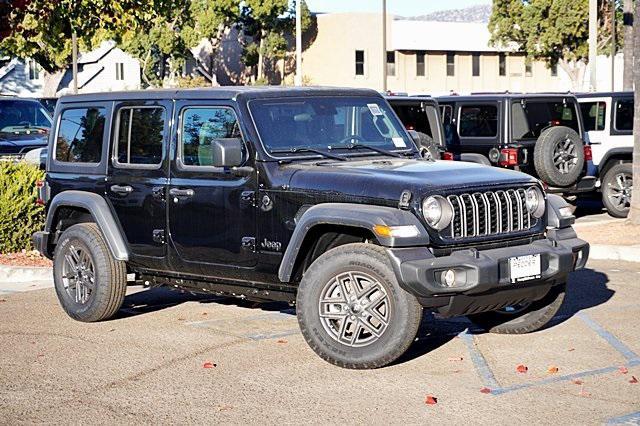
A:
[602,163,632,218]
[53,223,127,322]
[296,243,422,369]
[534,126,584,187]
[468,284,565,334]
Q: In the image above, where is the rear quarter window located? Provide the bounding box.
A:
[458,105,498,137]
[614,99,634,132]
[55,107,106,164]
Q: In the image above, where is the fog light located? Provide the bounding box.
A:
[442,269,456,287]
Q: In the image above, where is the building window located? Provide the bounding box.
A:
[472,53,480,77]
[525,58,533,77]
[28,60,40,80]
[446,52,455,76]
[115,63,125,80]
[498,53,506,76]
[386,51,396,77]
[416,52,426,77]
[550,63,558,77]
[355,50,365,76]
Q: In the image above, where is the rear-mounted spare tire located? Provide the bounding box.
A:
[533,126,584,187]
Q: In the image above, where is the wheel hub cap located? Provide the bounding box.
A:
[62,244,95,305]
[607,172,633,209]
[553,138,578,174]
[318,271,391,348]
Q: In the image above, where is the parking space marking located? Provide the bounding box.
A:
[460,330,500,389]
[577,312,640,362]
[606,411,640,425]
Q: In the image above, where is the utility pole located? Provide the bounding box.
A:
[295,0,302,86]
[611,0,616,91]
[72,31,78,94]
[382,0,387,92]
[589,0,598,91]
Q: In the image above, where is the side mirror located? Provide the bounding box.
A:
[211,138,243,168]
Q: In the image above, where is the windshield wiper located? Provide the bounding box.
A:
[336,143,405,158]
[271,147,347,161]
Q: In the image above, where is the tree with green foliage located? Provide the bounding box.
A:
[489,0,623,89]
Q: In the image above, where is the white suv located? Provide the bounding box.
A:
[577,92,633,218]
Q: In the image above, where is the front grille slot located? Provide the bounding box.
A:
[446,188,535,240]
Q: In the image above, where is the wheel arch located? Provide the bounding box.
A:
[598,147,633,179]
[46,191,129,261]
[278,203,429,283]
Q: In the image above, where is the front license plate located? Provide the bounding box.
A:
[509,254,541,283]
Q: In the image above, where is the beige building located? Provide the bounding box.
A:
[301,13,573,95]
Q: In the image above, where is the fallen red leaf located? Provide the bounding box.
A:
[572,379,584,385]
[618,366,629,374]
[0,299,6,302]
[448,356,464,362]
[277,339,288,344]
[547,366,559,374]
[516,364,528,373]
[568,348,575,352]
[424,395,438,405]
[480,387,492,394]
[203,361,217,368]
[202,312,208,316]
[629,376,638,384]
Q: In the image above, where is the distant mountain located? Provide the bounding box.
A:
[400,4,492,23]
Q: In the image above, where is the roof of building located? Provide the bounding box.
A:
[77,40,117,64]
[391,20,514,52]
[58,86,382,103]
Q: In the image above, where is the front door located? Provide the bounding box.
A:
[167,101,257,277]
[106,100,172,271]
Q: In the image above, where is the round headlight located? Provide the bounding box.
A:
[526,187,545,218]
[422,196,453,230]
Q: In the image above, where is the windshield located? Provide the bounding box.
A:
[511,100,580,140]
[0,100,52,134]
[249,96,415,156]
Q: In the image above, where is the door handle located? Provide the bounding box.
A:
[110,184,133,195]
[169,188,194,198]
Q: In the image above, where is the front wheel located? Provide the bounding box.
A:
[468,284,565,334]
[296,243,422,369]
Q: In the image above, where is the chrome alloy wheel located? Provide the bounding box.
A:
[61,243,95,305]
[553,137,578,174]
[318,271,391,347]
[607,171,633,210]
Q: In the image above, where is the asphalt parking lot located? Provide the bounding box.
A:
[1,257,639,424]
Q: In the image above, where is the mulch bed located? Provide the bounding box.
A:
[0,250,52,267]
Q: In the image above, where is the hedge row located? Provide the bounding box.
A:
[0,162,45,253]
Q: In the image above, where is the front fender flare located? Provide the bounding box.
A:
[278,203,429,282]
[46,191,129,261]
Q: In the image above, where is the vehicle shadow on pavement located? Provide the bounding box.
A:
[574,196,606,218]
[394,267,613,366]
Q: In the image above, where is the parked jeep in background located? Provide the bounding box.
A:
[33,87,588,369]
[437,94,595,196]
[0,96,52,159]
[386,95,445,160]
[576,92,633,218]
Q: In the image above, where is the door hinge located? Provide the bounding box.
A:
[240,191,255,208]
[152,186,166,202]
[152,229,165,244]
[241,237,256,252]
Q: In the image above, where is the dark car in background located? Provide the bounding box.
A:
[0,97,52,159]
[437,93,595,196]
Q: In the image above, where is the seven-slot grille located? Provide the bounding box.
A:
[446,188,534,239]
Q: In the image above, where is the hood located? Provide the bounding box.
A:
[0,132,48,154]
[285,158,539,202]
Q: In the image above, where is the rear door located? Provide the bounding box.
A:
[167,100,257,277]
[106,99,172,270]
[578,98,608,167]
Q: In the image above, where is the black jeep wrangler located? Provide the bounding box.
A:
[33,87,589,369]
[437,93,596,195]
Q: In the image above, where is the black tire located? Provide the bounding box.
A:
[602,163,632,218]
[468,284,565,334]
[296,243,422,369]
[534,126,584,187]
[53,223,127,322]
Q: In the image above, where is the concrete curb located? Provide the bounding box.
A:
[588,244,640,263]
[0,265,52,283]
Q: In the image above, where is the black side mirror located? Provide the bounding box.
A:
[211,138,243,168]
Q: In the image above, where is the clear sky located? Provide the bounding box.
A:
[304,0,491,16]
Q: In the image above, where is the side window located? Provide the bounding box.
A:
[55,107,106,163]
[458,105,498,137]
[180,107,243,167]
[114,107,165,167]
[580,102,606,132]
[614,99,634,132]
[440,105,453,125]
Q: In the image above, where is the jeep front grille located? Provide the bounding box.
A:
[446,189,534,239]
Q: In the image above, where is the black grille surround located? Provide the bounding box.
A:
[425,186,546,245]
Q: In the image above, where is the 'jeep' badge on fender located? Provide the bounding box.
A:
[260,238,282,252]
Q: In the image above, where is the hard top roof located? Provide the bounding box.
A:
[384,95,438,105]
[574,91,633,99]
[436,92,579,102]
[57,86,381,103]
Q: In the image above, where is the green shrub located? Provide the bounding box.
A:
[0,162,45,253]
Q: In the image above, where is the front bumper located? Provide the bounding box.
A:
[387,228,589,317]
